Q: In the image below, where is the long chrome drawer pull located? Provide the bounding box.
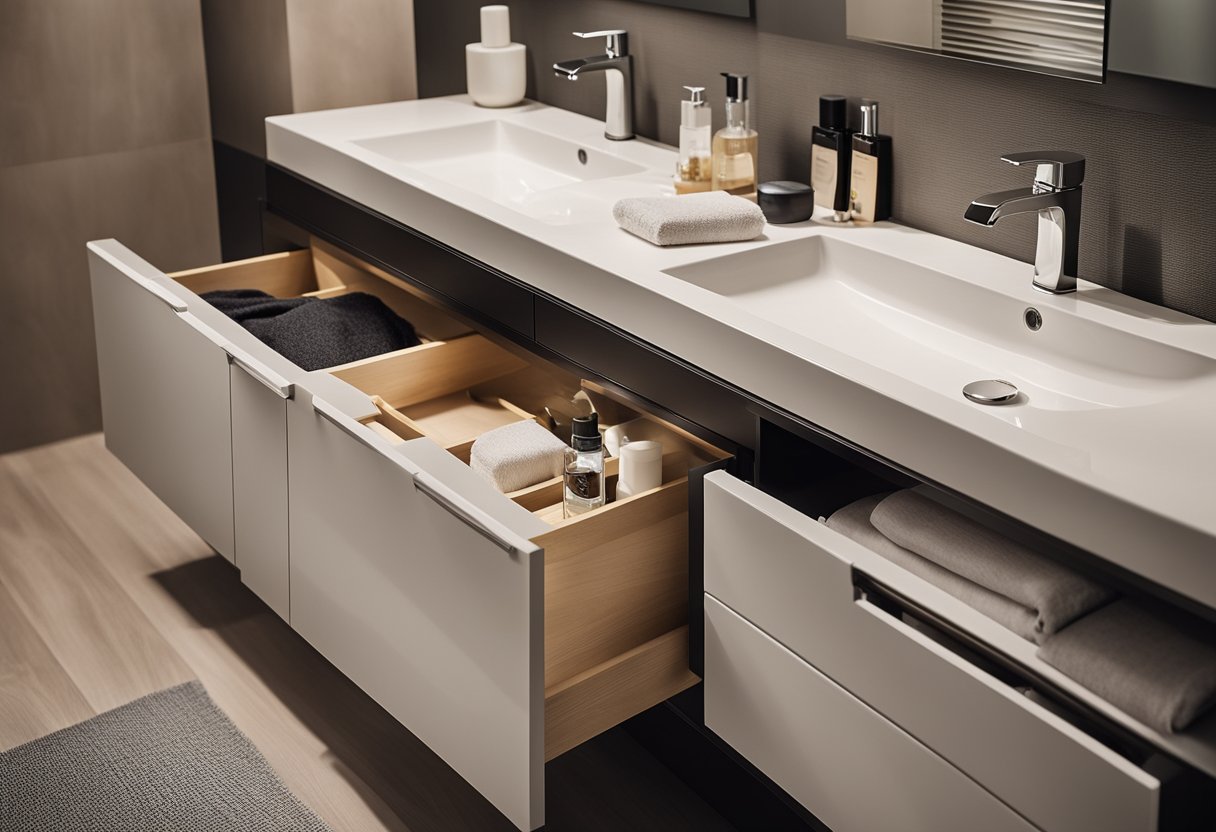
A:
[314,397,529,558]
[314,397,368,442]
[228,352,294,399]
[413,472,525,558]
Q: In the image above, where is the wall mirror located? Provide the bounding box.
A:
[845,0,1109,82]
[632,0,753,18]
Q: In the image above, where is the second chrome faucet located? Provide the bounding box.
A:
[966,151,1085,294]
[553,30,634,141]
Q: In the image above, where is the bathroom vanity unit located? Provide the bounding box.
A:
[90,97,1216,832]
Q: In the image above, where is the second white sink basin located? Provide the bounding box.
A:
[664,236,1216,412]
[356,120,653,225]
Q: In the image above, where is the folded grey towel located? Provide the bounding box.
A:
[870,487,1116,642]
[1038,600,1216,733]
[827,495,1042,642]
[469,420,567,493]
[612,191,766,246]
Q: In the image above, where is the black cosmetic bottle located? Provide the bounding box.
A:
[849,100,893,223]
[810,95,853,222]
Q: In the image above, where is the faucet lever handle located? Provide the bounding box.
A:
[1001,150,1085,190]
[572,30,629,57]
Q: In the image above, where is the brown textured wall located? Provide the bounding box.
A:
[417,0,1216,322]
[0,0,220,454]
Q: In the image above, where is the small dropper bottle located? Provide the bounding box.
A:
[563,414,605,518]
[675,86,713,194]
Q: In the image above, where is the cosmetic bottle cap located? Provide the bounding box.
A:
[681,86,711,128]
[859,100,880,137]
[571,413,599,440]
[721,72,750,103]
[480,5,511,48]
[819,95,847,130]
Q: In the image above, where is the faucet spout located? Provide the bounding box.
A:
[965,152,1086,294]
[965,187,1063,226]
[554,30,634,140]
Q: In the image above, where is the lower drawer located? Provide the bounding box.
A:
[703,471,1162,832]
[287,303,731,830]
[705,595,1038,832]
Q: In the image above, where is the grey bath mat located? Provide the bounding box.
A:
[0,681,332,832]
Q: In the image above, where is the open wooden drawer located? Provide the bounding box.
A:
[285,306,730,831]
[89,235,487,618]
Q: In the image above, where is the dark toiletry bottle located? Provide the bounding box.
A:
[563,413,604,518]
[810,94,853,222]
[849,100,893,223]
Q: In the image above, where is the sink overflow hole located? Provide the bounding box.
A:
[1024,307,1043,331]
[577,149,588,165]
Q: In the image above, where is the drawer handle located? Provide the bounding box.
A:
[314,397,531,559]
[228,351,294,399]
[314,396,370,443]
[413,472,528,559]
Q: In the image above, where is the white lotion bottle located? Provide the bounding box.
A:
[466,5,526,108]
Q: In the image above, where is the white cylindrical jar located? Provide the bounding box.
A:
[616,440,663,500]
[466,5,526,108]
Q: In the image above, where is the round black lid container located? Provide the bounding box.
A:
[758,181,814,224]
[819,95,847,130]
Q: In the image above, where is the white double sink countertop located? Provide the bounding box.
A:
[267,95,1216,611]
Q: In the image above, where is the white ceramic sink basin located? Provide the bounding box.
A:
[664,236,1216,412]
[355,120,654,225]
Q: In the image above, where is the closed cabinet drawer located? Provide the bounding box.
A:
[287,310,731,830]
[705,595,1038,832]
[703,471,1161,832]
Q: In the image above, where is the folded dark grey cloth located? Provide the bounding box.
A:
[870,487,1116,642]
[203,289,419,371]
[827,494,1042,641]
[1038,600,1216,733]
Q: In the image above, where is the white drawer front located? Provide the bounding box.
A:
[230,361,290,619]
[706,596,1038,832]
[704,471,1159,832]
[287,392,547,831]
[88,240,235,561]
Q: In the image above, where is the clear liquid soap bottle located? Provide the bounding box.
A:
[675,85,713,194]
[563,413,605,518]
[712,72,759,201]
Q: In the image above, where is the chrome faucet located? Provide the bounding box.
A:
[553,30,634,141]
[965,151,1085,294]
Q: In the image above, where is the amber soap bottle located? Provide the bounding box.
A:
[849,101,893,223]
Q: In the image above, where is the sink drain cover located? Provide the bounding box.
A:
[963,379,1018,405]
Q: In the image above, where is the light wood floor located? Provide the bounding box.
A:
[0,434,734,832]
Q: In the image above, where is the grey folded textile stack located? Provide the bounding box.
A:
[612,191,766,246]
[203,289,420,371]
[826,486,1116,644]
[1038,600,1216,734]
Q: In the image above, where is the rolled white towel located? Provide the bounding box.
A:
[612,191,766,246]
[470,419,568,493]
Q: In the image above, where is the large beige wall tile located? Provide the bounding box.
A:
[200,0,294,157]
[0,140,220,454]
[285,0,417,114]
[0,0,211,167]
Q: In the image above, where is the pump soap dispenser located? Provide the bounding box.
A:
[675,86,713,194]
[712,72,759,201]
[466,5,526,108]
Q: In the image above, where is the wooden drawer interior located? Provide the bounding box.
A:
[169,238,476,367]
[330,329,730,761]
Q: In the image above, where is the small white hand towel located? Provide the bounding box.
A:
[470,419,568,493]
[612,191,766,246]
